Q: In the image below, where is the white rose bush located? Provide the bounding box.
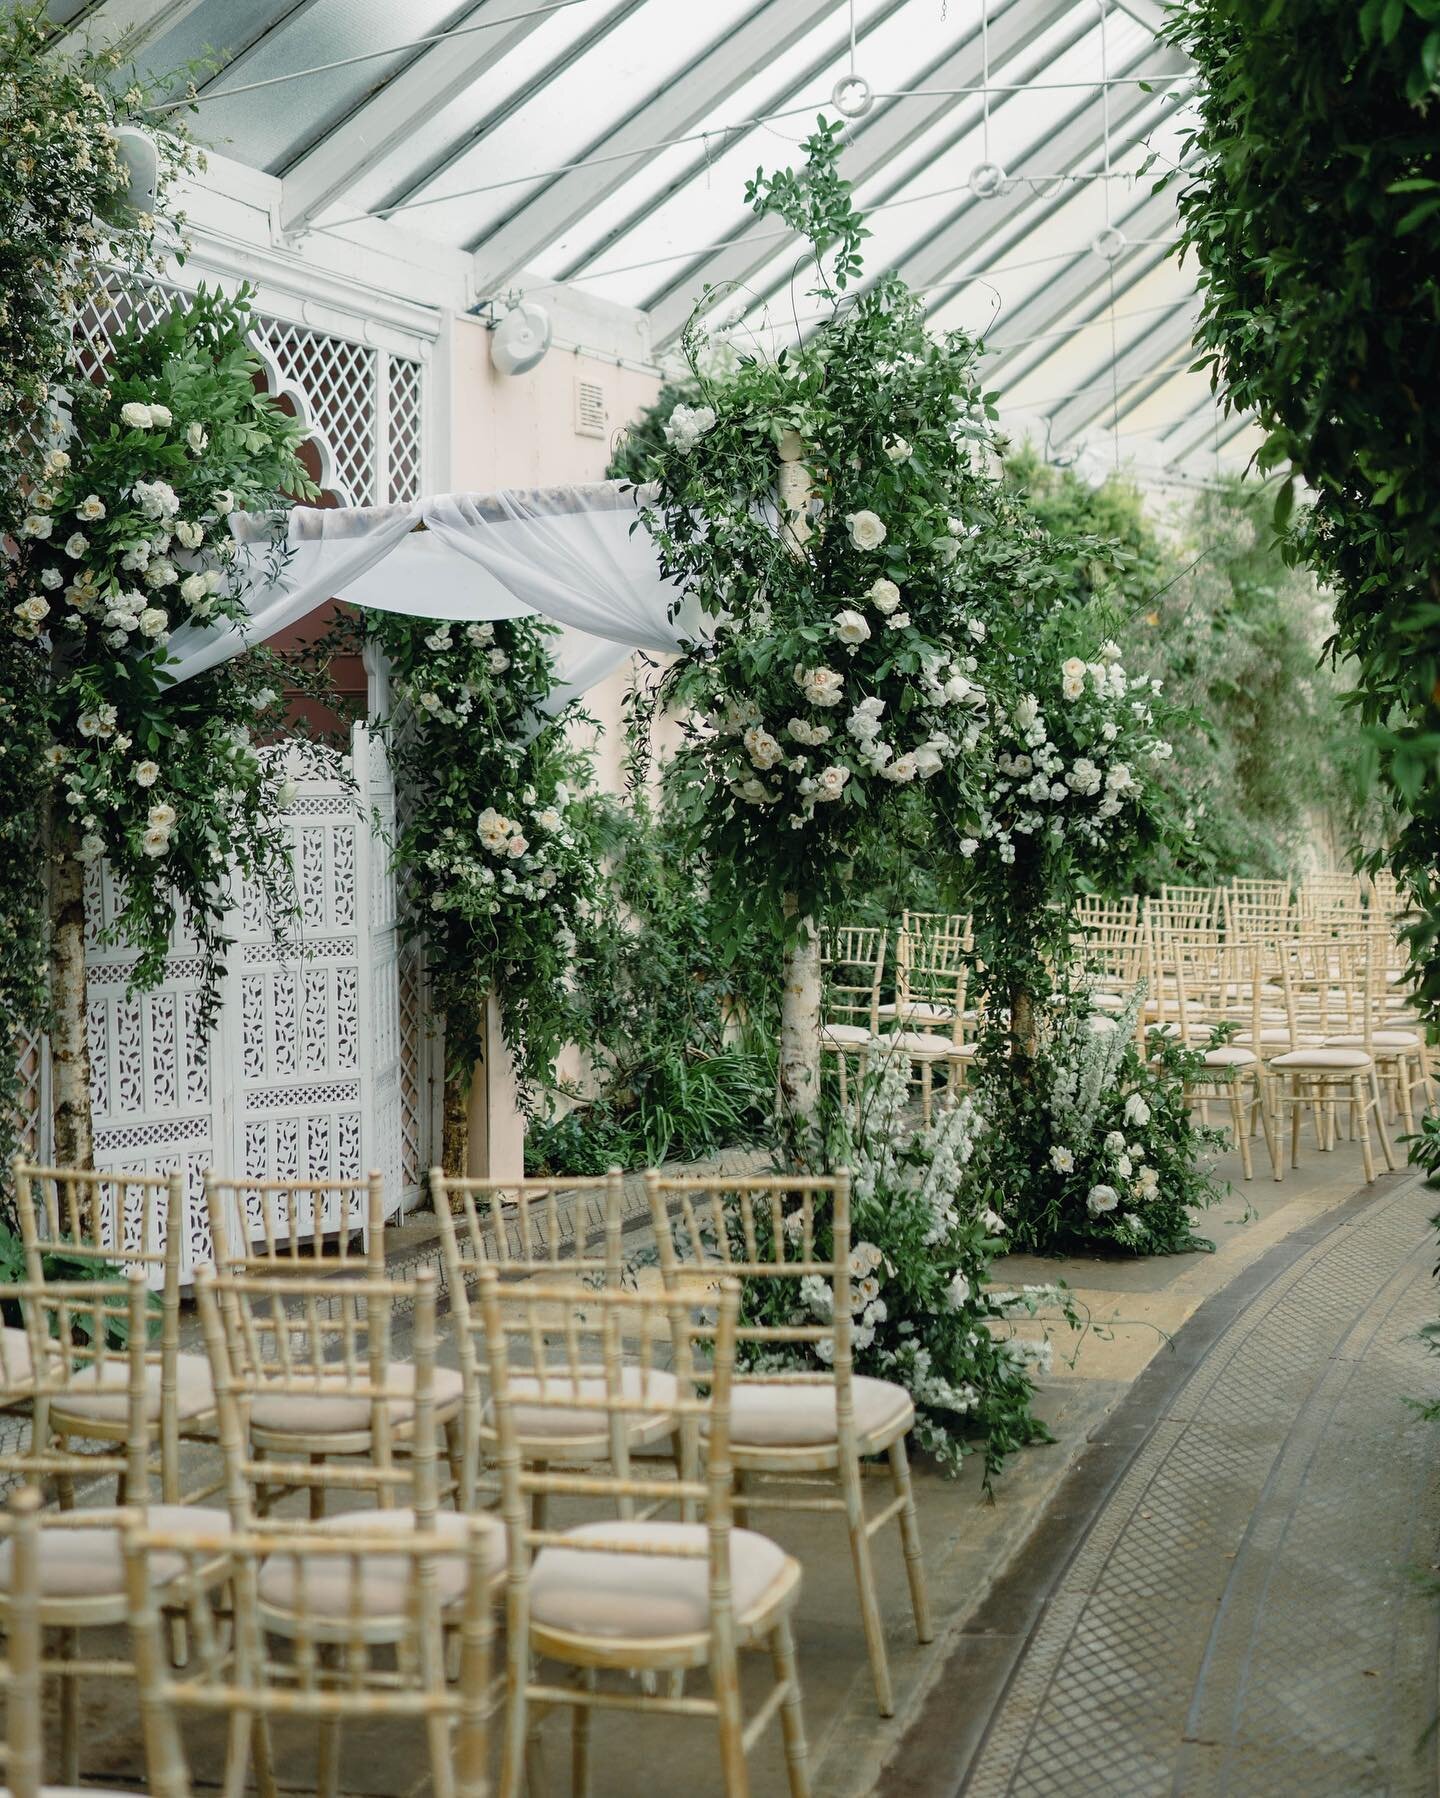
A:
[4,284,318,1163]
[632,120,995,1120]
[361,610,603,1150]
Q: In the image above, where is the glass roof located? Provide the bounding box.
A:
[52,0,1256,477]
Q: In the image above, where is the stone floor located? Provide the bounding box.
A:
[15,1134,1440,1796]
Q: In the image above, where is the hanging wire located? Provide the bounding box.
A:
[980,0,992,166]
[848,0,859,76]
[145,0,599,112]
[1098,0,1123,470]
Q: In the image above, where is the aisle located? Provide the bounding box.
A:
[919,1172,1440,1797]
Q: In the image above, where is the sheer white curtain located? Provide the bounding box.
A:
[165,482,705,694]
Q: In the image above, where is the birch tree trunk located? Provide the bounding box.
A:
[774,434,824,1123]
[441,1066,469,1180]
[779,901,822,1121]
[49,834,94,1170]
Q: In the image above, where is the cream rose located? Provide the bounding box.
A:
[844,510,887,551]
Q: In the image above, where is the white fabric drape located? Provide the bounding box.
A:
[165,482,702,694]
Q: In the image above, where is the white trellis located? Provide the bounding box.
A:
[77,727,417,1281]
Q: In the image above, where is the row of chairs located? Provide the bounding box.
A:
[0,1160,932,1796]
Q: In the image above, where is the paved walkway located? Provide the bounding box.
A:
[886,1171,1440,1797]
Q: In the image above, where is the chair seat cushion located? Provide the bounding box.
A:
[1089,991,1127,1015]
[528,1520,793,1641]
[1200,1046,1259,1069]
[882,1030,955,1058]
[1324,1032,1420,1050]
[258,1507,503,1618]
[489,1365,678,1452]
[250,1363,465,1436]
[714,1376,914,1450]
[0,1326,35,1392]
[820,1022,873,1048]
[0,1505,229,1601]
[1269,1047,1372,1070]
[1234,1029,1323,1047]
[51,1351,215,1427]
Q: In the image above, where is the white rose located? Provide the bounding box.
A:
[21,513,53,539]
[1050,1146,1075,1173]
[884,437,912,462]
[1116,1154,1133,1179]
[132,478,180,519]
[120,402,153,428]
[138,607,168,639]
[959,836,979,857]
[1087,1184,1120,1216]
[736,777,773,804]
[796,664,845,708]
[131,760,160,787]
[832,607,871,646]
[141,825,172,857]
[174,520,204,549]
[1062,673,1085,701]
[813,764,851,801]
[507,835,528,858]
[185,422,208,453]
[1014,694,1040,731]
[38,567,63,591]
[1104,1130,1126,1153]
[867,577,901,614]
[76,833,105,863]
[14,596,50,626]
[144,560,178,591]
[742,725,784,770]
[882,753,918,783]
[1123,1093,1151,1127]
[844,510,887,551]
[934,537,959,566]
[887,611,911,630]
[1062,656,1086,681]
[211,489,235,514]
[276,778,298,808]
[663,402,717,452]
[76,494,105,521]
[945,1272,972,1308]
[912,742,944,778]
[1066,758,1102,797]
[148,403,173,427]
[488,649,510,673]
[1106,762,1134,792]
[147,802,177,830]
[179,573,208,605]
[63,532,87,558]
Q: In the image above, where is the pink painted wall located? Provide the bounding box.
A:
[444,315,667,1166]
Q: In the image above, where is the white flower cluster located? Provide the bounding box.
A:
[969,647,1171,864]
[663,402,717,454]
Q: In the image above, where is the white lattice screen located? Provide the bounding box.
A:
[14,282,433,1236]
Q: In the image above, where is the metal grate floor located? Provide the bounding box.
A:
[967,1176,1440,1798]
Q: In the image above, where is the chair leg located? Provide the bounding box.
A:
[572,1668,597,1798]
[309,1452,327,1521]
[316,1646,342,1798]
[887,1438,932,1644]
[1254,1075,1281,1181]
[840,1459,893,1716]
[712,1642,751,1798]
[1289,1078,1303,1168]
[500,1624,531,1798]
[1352,1077,1376,1184]
[770,1615,811,1798]
[57,1628,80,1785]
[1371,1071,1398,1170]
[1228,1084,1254,1180]
[443,1416,464,1504]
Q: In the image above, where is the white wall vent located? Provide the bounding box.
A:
[574,377,607,438]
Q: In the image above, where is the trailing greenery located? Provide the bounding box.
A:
[364,612,603,1098]
[1164,0,1440,1012]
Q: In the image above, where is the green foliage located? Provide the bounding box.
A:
[526,793,776,1173]
[365,612,602,1097]
[8,285,317,1020]
[1163,0,1440,1012]
[743,115,870,296]
[605,375,704,485]
[1008,452,1379,885]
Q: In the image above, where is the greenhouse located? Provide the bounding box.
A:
[0,0,1436,1792]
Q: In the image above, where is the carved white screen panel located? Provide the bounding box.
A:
[78,727,410,1281]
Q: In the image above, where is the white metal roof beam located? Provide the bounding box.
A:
[470,0,846,289]
[1161,401,1253,467]
[1044,301,1197,443]
[49,0,210,57]
[979,187,1176,383]
[279,0,579,233]
[644,0,1083,346]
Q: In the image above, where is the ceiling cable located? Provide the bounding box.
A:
[145,0,600,113]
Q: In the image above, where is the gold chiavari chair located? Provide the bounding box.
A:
[196,1264,468,1526]
[1319,929,1436,1135]
[1157,883,1221,931]
[1223,879,1293,941]
[123,1512,495,1798]
[1075,909,1146,1019]
[0,1274,233,1785]
[1298,872,1364,926]
[876,911,971,1028]
[645,1171,930,1718]
[203,1169,388,1277]
[1266,937,1397,1182]
[480,1269,809,1798]
[431,1170,679,1516]
[0,1488,44,1798]
[878,930,976,1122]
[1165,936,1280,1181]
[13,1160,217,1503]
[820,925,887,1111]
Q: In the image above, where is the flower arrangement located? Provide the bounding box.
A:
[8,287,316,997]
[364,611,603,1107]
[745,1049,1079,1485]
